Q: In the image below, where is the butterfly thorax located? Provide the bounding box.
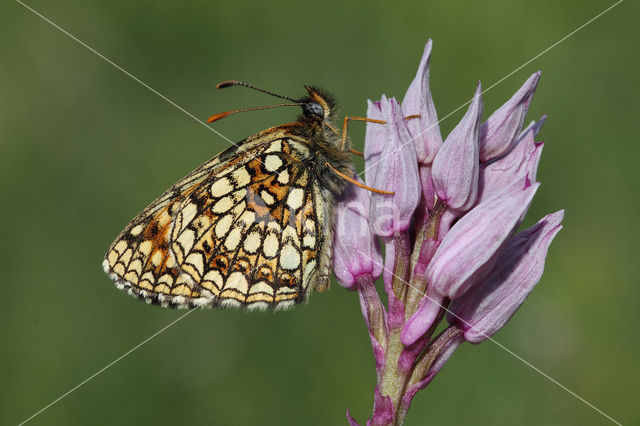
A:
[294,86,353,201]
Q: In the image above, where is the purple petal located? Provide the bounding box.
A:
[479,72,540,162]
[381,236,409,331]
[357,275,387,377]
[478,128,543,204]
[432,82,483,212]
[519,115,547,140]
[449,210,564,343]
[402,39,443,165]
[419,164,436,210]
[368,387,395,426]
[370,98,421,236]
[333,178,383,289]
[401,328,463,409]
[421,334,463,384]
[346,409,360,426]
[401,286,444,345]
[426,178,540,300]
[364,99,386,186]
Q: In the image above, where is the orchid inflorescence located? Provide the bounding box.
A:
[332,39,563,425]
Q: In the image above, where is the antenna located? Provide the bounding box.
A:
[207,81,302,123]
[216,80,298,102]
[207,103,302,123]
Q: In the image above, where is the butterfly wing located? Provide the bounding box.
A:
[103,132,331,310]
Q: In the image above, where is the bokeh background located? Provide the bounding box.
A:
[2,0,638,424]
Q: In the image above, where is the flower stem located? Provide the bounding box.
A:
[378,234,412,425]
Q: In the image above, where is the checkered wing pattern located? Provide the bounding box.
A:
[103,135,328,310]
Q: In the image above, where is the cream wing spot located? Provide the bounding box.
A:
[141,271,155,283]
[249,281,274,295]
[277,286,297,295]
[150,250,163,267]
[267,221,281,232]
[114,240,127,255]
[176,229,195,255]
[193,215,212,238]
[127,259,143,274]
[158,274,174,286]
[130,224,144,236]
[166,253,177,269]
[185,252,205,277]
[280,244,300,270]
[264,140,282,153]
[303,260,317,287]
[210,177,233,197]
[231,188,247,203]
[232,167,251,186]
[282,225,297,242]
[303,234,316,248]
[287,187,304,210]
[232,201,246,217]
[180,203,198,230]
[204,270,224,290]
[243,231,261,254]
[224,227,243,251]
[260,190,275,206]
[238,210,256,227]
[277,170,289,184]
[224,271,249,294]
[264,155,283,172]
[107,250,118,266]
[113,263,125,276]
[263,233,279,258]
[215,214,233,239]
[139,240,152,256]
[120,248,133,265]
[212,196,234,213]
[305,219,315,233]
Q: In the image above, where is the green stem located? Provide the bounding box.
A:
[378,202,447,425]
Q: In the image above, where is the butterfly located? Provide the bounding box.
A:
[103,81,388,311]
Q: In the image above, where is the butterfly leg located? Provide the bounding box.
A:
[324,162,393,195]
[340,116,386,152]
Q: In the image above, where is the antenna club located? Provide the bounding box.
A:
[207,111,232,123]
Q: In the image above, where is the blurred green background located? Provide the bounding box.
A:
[2,0,638,424]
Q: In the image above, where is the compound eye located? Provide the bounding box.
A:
[303,102,324,119]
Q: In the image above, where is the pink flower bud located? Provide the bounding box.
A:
[449,210,564,343]
[369,97,421,236]
[432,82,483,212]
[478,128,543,203]
[479,72,540,162]
[520,115,546,140]
[364,99,386,186]
[401,39,443,165]
[402,179,540,345]
[427,179,539,300]
[333,179,382,289]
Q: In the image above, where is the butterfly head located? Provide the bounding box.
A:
[300,86,337,123]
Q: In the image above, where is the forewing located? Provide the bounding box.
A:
[103,136,324,310]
